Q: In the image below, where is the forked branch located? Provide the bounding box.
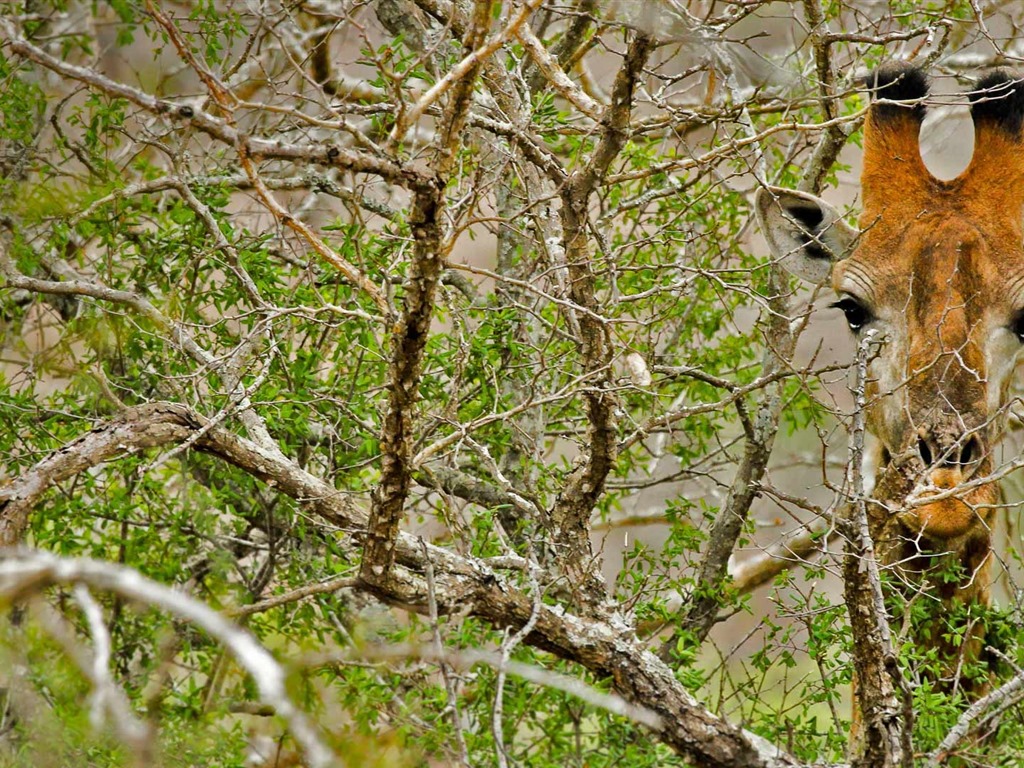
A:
[0,403,809,768]
[0,551,337,768]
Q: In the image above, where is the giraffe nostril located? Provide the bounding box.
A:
[917,437,933,467]
[917,434,982,471]
[956,435,981,468]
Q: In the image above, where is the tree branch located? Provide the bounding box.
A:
[388,0,545,146]
[549,30,653,608]
[924,646,1024,765]
[0,21,432,191]
[843,331,909,768]
[729,520,838,596]
[0,404,812,768]
[0,550,337,768]
[798,0,849,195]
[516,23,602,119]
[363,0,493,584]
[0,404,199,546]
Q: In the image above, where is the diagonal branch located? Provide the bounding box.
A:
[236,145,391,315]
[924,646,1024,765]
[388,0,545,146]
[729,520,838,596]
[516,23,602,119]
[0,551,337,768]
[0,405,198,546]
[0,21,431,191]
[0,404,810,768]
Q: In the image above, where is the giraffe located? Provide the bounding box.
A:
[757,64,1024,701]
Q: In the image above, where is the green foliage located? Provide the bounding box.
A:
[2,2,1023,766]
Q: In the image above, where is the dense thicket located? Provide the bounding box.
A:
[1,2,1024,766]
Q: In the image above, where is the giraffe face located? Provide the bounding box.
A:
[757,64,1024,543]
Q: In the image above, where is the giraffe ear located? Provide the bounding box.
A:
[755,186,858,284]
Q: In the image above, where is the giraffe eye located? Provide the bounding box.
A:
[1011,310,1024,343]
[831,297,872,333]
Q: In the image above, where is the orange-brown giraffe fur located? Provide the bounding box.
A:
[758,64,1024,700]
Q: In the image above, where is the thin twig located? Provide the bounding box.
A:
[388,0,545,145]
[0,551,338,768]
[421,539,471,767]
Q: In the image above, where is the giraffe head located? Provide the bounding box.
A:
[757,64,1024,546]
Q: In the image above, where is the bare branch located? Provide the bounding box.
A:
[0,404,808,767]
[364,0,493,583]
[842,330,909,768]
[549,29,654,608]
[729,520,839,596]
[925,647,1024,765]
[670,59,799,647]
[0,404,197,546]
[237,146,392,315]
[516,23,602,119]
[230,576,360,619]
[0,20,432,190]
[0,551,338,768]
[798,0,848,194]
[421,540,471,767]
[388,0,546,146]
